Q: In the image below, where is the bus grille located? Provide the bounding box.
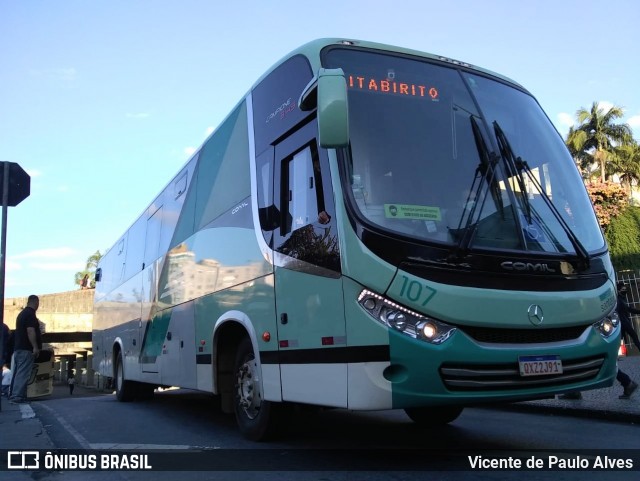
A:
[440,356,604,391]
[459,325,588,344]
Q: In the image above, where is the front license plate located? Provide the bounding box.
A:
[518,355,563,377]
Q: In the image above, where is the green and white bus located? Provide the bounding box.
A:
[93,39,620,440]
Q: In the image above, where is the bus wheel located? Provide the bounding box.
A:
[404,406,464,426]
[234,337,280,441]
[115,351,135,402]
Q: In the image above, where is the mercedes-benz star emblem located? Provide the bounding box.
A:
[527,305,544,326]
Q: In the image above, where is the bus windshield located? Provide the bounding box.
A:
[324,48,605,255]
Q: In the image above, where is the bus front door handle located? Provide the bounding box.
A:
[280,313,288,325]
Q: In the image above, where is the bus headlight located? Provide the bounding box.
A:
[593,311,620,338]
[357,289,456,345]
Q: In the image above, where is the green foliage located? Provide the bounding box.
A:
[606,206,640,271]
[565,102,633,182]
[610,142,640,195]
[586,182,628,229]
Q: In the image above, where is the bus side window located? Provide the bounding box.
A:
[275,140,340,273]
[285,145,318,235]
[256,148,279,245]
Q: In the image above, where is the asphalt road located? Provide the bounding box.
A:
[16,382,640,481]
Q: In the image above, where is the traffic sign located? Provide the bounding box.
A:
[0,161,30,206]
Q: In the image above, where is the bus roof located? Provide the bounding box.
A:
[251,38,526,93]
[99,39,526,260]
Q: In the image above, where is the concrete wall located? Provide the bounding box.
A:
[3,289,94,356]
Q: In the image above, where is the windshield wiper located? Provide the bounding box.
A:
[452,116,501,257]
[519,159,590,267]
[493,122,532,224]
[492,121,590,267]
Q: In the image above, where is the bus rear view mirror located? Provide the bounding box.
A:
[299,68,349,148]
[318,68,349,148]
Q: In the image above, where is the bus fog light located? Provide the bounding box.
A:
[417,320,456,344]
[593,312,620,339]
[420,322,437,339]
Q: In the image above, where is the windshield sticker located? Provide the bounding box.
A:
[385,204,442,221]
[348,74,439,100]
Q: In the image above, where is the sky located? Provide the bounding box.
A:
[1,0,639,298]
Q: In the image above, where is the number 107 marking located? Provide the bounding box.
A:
[399,275,436,306]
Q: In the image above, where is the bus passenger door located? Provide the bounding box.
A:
[272,121,346,408]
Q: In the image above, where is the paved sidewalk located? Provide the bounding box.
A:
[0,397,55,451]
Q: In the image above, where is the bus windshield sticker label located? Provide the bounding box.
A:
[384,204,441,221]
[348,74,439,100]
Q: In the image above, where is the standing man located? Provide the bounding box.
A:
[616,281,640,351]
[615,281,639,399]
[9,295,41,404]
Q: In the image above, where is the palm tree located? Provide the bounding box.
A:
[74,250,102,289]
[609,141,640,199]
[85,250,102,271]
[568,102,633,182]
[566,126,595,180]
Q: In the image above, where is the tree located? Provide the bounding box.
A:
[74,250,102,289]
[566,126,595,180]
[609,141,640,198]
[586,182,628,230]
[566,102,633,182]
[606,206,640,271]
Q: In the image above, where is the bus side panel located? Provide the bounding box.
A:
[190,227,276,394]
[94,270,145,382]
[158,301,197,389]
[275,269,348,408]
[194,274,277,396]
[93,320,144,379]
[343,277,394,410]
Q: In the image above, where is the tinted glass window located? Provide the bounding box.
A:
[252,55,313,156]
[275,134,340,273]
[324,48,604,255]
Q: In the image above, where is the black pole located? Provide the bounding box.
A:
[0,162,10,411]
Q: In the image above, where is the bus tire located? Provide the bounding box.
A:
[404,406,464,426]
[115,351,135,402]
[233,337,281,441]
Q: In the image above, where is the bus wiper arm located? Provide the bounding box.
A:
[493,121,532,224]
[453,116,501,256]
[492,121,590,267]
[518,158,591,267]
